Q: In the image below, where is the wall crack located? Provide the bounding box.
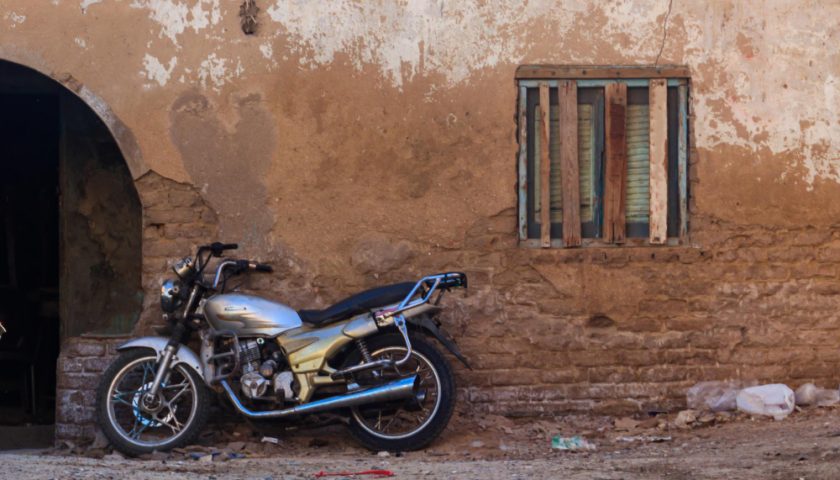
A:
[654,0,673,67]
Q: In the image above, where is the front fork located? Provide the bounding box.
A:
[145,323,186,400]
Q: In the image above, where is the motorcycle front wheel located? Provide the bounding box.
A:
[96,348,210,456]
[343,333,456,451]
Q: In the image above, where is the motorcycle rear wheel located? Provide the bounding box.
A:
[343,333,456,451]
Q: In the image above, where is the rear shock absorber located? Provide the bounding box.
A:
[356,338,373,363]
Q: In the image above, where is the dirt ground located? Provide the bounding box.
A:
[3,407,840,479]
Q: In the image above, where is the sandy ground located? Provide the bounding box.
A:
[3,407,840,479]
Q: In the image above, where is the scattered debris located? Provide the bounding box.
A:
[614,417,640,431]
[149,450,170,461]
[103,451,124,461]
[795,383,840,407]
[196,453,214,463]
[696,411,717,424]
[687,381,754,412]
[616,435,672,443]
[675,409,698,429]
[314,470,395,478]
[551,436,596,451]
[736,384,795,420]
[90,430,110,450]
[226,441,246,451]
[309,438,329,448]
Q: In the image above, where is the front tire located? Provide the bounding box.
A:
[344,333,456,451]
[96,348,210,457]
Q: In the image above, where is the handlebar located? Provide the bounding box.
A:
[203,242,238,257]
[212,259,273,289]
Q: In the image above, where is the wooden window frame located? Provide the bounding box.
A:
[517,65,690,248]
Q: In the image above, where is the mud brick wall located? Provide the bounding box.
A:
[55,337,124,443]
[450,213,840,416]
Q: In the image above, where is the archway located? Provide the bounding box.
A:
[0,60,142,448]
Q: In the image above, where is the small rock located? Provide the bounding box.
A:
[697,412,716,424]
[261,436,280,445]
[90,430,110,450]
[470,440,485,448]
[103,452,124,461]
[150,450,170,461]
[83,449,106,459]
[675,409,697,429]
[308,438,328,448]
[198,454,214,463]
[637,418,660,429]
[226,441,246,451]
[377,451,391,458]
[614,417,640,431]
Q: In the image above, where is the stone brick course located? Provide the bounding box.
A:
[55,337,125,444]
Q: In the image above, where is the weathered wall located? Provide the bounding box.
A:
[60,91,144,337]
[2,0,838,439]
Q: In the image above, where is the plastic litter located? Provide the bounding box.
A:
[794,383,840,407]
[551,436,596,451]
[736,384,795,420]
[687,381,754,412]
[261,436,280,444]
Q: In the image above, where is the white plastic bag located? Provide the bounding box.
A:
[736,384,795,420]
[794,383,840,407]
[687,381,750,412]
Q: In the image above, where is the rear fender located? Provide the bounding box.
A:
[117,336,206,383]
[405,313,471,369]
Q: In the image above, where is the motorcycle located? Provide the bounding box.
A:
[97,242,469,456]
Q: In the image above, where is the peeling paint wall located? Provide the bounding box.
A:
[2,0,839,439]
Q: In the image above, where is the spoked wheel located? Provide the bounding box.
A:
[97,349,210,456]
[345,334,456,451]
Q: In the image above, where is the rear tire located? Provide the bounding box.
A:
[97,348,210,457]
[343,333,456,451]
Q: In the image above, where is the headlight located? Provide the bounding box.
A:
[160,279,184,313]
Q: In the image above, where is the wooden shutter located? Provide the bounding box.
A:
[648,79,669,244]
[626,104,650,224]
[558,80,581,247]
[538,83,551,247]
[578,103,595,224]
[603,83,627,243]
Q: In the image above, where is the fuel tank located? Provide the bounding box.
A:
[204,293,302,337]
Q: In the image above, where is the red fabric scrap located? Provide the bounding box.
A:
[314,470,395,478]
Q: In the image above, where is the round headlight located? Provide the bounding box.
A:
[160,279,184,313]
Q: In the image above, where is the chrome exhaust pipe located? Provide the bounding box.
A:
[220,375,418,419]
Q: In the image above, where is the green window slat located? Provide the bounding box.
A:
[534,102,596,224]
[578,104,595,223]
[626,104,649,223]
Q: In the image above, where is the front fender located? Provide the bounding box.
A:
[117,336,205,382]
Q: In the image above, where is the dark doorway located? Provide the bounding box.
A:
[0,60,142,449]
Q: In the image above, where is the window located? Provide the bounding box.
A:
[517,66,689,247]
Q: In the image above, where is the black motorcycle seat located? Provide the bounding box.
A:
[298,282,416,327]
